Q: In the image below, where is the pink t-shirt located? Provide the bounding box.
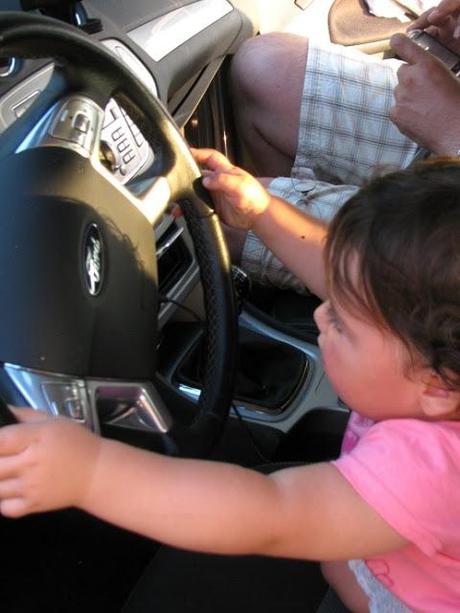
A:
[333,412,460,612]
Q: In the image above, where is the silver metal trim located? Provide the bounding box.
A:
[4,363,173,434]
[175,311,342,433]
[102,39,158,98]
[156,226,184,259]
[86,380,172,433]
[4,363,99,433]
[237,312,342,431]
[178,384,201,402]
[12,89,41,118]
[16,94,105,159]
[74,4,85,27]
[127,0,233,61]
[0,57,19,78]
[0,64,53,131]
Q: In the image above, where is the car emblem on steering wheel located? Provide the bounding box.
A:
[83,224,104,296]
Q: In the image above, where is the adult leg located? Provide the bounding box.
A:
[234,43,423,293]
[290,44,423,187]
[231,36,421,185]
[230,33,308,177]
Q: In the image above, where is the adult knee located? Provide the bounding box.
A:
[231,32,306,105]
[230,33,309,175]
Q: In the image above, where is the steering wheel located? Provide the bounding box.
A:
[0,12,238,456]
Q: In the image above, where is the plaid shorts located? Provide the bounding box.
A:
[242,41,423,293]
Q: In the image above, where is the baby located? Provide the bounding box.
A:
[0,154,459,611]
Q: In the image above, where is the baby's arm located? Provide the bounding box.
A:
[192,148,328,299]
[0,413,406,561]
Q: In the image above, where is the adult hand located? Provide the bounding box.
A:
[390,33,460,155]
[409,0,460,53]
[191,148,271,230]
[0,410,101,517]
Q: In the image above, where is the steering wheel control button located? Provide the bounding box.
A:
[111,126,123,141]
[72,111,91,134]
[48,96,103,156]
[123,151,136,164]
[99,98,152,184]
[83,224,105,297]
[117,139,129,153]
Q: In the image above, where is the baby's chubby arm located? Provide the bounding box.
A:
[192,148,328,299]
[0,412,406,561]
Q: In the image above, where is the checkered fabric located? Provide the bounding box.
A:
[242,41,425,292]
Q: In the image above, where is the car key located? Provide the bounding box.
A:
[0,396,18,426]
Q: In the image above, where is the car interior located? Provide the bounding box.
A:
[0,1,418,611]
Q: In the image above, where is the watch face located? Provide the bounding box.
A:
[83,223,104,296]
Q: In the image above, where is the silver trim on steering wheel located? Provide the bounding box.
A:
[16,94,105,158]
[4,363,173,434]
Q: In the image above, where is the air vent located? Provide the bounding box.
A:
[157,222,193,296]
[73,2,87,26]
[0,57,20,78]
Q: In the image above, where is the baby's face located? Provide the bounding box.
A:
[313,297,424,421]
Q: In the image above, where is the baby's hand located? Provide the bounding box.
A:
[191,148,271,230]
[0,409,101,517]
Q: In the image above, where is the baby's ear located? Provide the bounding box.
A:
[419,372,460,418]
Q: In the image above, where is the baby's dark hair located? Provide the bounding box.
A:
[325,159,460,389]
